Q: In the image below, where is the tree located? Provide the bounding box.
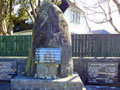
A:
[0,0,35,35]
[7,0,13,35]
[113,0,120,15]
[28,0,58,21]
[19,0,58,23]
[79,0,120,33]
[0,0,59,35]
[0,0,16,35]
[0,0,7,35]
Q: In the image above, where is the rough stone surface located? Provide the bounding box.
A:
[26,2,73,78]
[0,61,16,80]
[11,74,86,90]
[73,57,120,86]
[37,63,59,79]
[0,57,27,80]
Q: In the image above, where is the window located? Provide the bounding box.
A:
[70,10,80,24]
[77,13,80,23]
[70,10,74,22]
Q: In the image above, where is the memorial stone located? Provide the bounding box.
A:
[26,1,73,79]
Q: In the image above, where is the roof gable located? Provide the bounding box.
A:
[68,1,83,13]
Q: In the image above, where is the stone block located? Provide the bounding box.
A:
[11,74,86,90]
[0,60,16,80]
[0,57,27,78]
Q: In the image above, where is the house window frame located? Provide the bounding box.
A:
[70,10,74,22]
[70,9,80,24]
[77,13,80,24]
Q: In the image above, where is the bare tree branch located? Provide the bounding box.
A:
[19,0,34,23]
[113,0,120,15]
[86,16,108,24]
[99,3,108,21]
[29,0,37,19]
[26,10,34,23]
[84,6,104,14]
[108,0,120,33]
[79,0,120,33]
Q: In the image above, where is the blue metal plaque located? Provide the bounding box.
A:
[35,48,61,63]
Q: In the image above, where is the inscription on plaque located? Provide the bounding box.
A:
[88,62,118,84]
[0,61,16,80]
[35,48,61,63]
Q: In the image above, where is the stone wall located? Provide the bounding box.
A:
[0,57,120,86]
[0,57,27,78]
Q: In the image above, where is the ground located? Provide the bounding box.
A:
[1,83,120,90]
[86,85,120,90]
[0,83,10,90]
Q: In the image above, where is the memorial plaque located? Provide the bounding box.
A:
[87,62,118,84]
[35,48,61,63]
[0,61,16,80]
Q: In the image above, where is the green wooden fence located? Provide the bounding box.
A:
[72,34,120,57]
[0,34,120,57]
[0,35,32,56]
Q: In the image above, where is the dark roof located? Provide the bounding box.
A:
[58,0,69,12]
[58,0,83,13]
[91,29,110,34]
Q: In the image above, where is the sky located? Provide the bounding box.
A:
[14,4,21,15]
[73,0,120,34]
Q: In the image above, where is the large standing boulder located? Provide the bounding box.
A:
[25,1,73,78]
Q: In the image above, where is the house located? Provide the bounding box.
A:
[91,29,110,34]
[14,0,90,35]
[63,1,90,34]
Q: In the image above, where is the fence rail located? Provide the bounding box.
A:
[72,34,120,57]
[0,34,120,57]
[0,35,32,56]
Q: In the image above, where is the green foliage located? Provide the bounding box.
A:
[18,8,29,20]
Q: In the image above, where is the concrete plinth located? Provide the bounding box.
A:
[11,74,86,90]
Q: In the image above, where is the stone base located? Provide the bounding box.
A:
[11,74,86,90]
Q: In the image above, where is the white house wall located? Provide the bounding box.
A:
[64,8,90,34]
